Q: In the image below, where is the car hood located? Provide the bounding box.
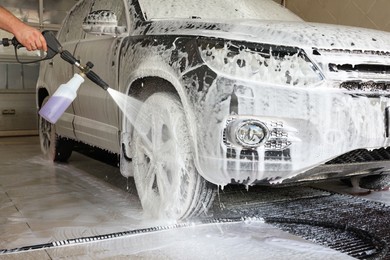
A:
[139,19,390,52]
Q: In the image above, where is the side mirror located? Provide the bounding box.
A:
[82,10,126,36]
[15,30,62,64]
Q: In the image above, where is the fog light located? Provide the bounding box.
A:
[226,119,269,148]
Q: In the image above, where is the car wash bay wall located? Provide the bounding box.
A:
[284,0,390,32]
[0,63,40,136]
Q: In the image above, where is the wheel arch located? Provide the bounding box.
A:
[120,73,201,178]
[121,66,197,136]
[125,75,197,142]
[37,87,49,109]
[128,76,177,101]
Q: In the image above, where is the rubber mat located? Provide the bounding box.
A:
[210,186,390,259]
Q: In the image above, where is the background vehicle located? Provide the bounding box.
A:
[37,0,390,219]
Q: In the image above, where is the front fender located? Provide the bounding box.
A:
[117,36,224,181]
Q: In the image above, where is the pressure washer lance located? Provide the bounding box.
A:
[1,33,109,124]
[39,50,109,124]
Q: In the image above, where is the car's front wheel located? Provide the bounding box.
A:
[131,92,215,220]
[39,96,73,162]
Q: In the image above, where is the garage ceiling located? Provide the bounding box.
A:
[1,0,77,31]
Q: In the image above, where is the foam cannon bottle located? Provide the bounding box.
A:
[39,73,85,124]
[39,50,109,124]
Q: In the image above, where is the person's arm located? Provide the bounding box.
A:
[0,6,47,51]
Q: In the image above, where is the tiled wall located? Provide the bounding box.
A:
[283,0,390,32]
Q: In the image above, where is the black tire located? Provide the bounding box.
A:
[39,96,73,162]
[359,174,390,190]
[130,92,216,219]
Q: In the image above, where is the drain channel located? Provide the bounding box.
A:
[0,218,243,255]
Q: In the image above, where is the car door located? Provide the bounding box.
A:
[72,0,128,153]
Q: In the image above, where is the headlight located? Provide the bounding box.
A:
[198,39,323,87]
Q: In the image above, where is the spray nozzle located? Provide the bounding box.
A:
[85,70,109,91]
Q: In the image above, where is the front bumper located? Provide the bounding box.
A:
[193,78,390,186]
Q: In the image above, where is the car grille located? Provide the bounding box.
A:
[313,48,390,95]
[326,147,390,164]
[329,63,390,74]
[340,81,390,93]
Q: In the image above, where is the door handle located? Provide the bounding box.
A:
[2,109,16,115]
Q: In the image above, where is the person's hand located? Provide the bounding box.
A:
[14,24,47,52]
[0,6,47,52]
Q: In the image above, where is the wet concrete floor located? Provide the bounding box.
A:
[0,136,388,259]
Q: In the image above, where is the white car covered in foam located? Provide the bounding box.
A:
[37,0,390,219]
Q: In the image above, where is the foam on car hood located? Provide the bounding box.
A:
[137,20,390,52]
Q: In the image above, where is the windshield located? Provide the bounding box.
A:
[138,0,301,22]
